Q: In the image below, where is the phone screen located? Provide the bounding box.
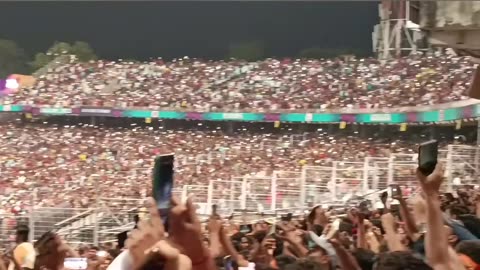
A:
[224,256,233,270]
[153,154,174,227]
[64,258,87,270]
[390,184,401,197]
[239,224,252,234]
[418,140,438,176]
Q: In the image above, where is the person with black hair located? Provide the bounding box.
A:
[373,251,433,270]
[446,205,479,242]
[312,224,324,237]
[8,225,35,270]
[456,240,480,269]
[275,255,297,270]
[452,212,480,239]
[352,248,376,270]
[307,246,333,270]
[285,258,329,270]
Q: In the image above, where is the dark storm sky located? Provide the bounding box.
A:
[0,2,378,60]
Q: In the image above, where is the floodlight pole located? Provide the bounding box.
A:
[374,0,423,60]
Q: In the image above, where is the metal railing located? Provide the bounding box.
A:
[1,144,477,247]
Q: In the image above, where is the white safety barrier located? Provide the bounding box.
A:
[4,144,478,246]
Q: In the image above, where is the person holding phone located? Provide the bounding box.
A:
[152,154,175,228]
[108,197,214,270]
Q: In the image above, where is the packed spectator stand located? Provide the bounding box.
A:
[0,52,479,270]
[1,52,474,111]
[0,123,423,212]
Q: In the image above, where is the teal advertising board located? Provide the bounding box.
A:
[10,103,480,124]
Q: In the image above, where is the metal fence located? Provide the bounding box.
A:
[1,144,478,247]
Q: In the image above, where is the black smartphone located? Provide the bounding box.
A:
[239,224,253,234]
[418,140,438,176]
[390,184,402,198]
[212,204,219,218]
[153,154,175,228]
[280,214,292,222]
[380,191,388,204]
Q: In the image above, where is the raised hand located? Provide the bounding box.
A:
[125,197,191,270]
[207,216,222,234]
[416,164,444,196]
[169,196,212,267]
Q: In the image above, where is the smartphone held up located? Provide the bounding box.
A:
[418,140,438,176]
[152,154,175,228]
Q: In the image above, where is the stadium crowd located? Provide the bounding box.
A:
[0,123,420,215]
[1,168,479,270]
[0,50,477,269]
[1,53,475,111]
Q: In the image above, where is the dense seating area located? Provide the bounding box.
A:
[0,122,425,215]
[1,53,474,111]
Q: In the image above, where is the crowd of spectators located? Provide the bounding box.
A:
[1,52,475,111]
[0,123,421,216]
[0,51,478,269]
[2,168,480,270]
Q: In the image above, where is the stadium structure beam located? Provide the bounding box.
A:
[420,2,480,56]
[373,0,425,60]
[419,1,480,179]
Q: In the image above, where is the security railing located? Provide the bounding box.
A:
[1,144,477,247]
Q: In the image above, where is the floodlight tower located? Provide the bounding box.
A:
[373,0,425,60]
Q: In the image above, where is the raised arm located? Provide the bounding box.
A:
[416,165,453,270]
[277,223,308,258]
[219,225,249,267]
[348,209,367,249]
[207,218,224,258]
[328,238,361,270]
[381,212,407,252]
[395,192,420,241]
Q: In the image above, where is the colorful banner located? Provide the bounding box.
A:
[40,107,72,115]
[117,104,480,123]
[79,107,113,116]
[78,107,123,117]
[6,103,480,124]
[0,105,22,112]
